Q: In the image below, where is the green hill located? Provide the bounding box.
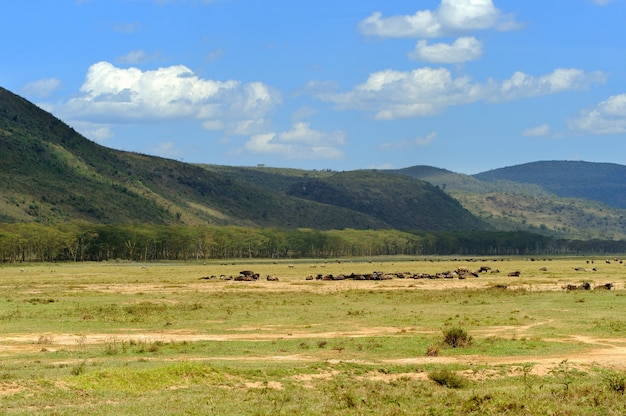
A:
[284,170,486,231]
[0,86,483,231]
[474,161,626,209]
[393,163,626,239]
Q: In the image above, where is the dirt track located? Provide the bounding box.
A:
[2,325,625,376]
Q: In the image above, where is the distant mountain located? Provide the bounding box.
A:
[474,161,626,209]
[391,165,551,196]
[0,86,484,231]
[393,161,626,240]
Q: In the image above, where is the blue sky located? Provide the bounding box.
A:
[2,0,625,174]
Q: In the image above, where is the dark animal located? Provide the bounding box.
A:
[595,283,613,290]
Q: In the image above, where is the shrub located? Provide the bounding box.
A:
[428,369,467,389]
[442,327,472,348]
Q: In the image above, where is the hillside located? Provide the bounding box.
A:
[284,170,485,231]
[474,161,626,209]
[394,163,626,239]
[391,165,552,196]
[0,86,483,231]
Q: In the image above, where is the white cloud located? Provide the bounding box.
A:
[21,78,62,98]
[408,37,483,63]
[496,69,606,102]
[359,0,521,38]
[240,122,345,159]
[319,67,481,119]
[319,67,606,120]
[381,132,437,149]
[54,61,280,134]
[593,0,614,5]
[522,124,551,137]
[568,94,626,135]
[231,119,269,135]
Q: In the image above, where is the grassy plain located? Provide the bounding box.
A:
[1,256,626,415]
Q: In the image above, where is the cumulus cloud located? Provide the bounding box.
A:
[318,67,606,120]
[55,61,280,135]
[496,68,607,102]
[381,132,437,149]
[408,37,483,63]
[522,124,551,137]
[240,122,346,159]
[21,78,62,98]
[359,0,521,38]
[568,94,626,135]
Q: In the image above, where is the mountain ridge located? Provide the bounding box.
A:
[0,86,481,231]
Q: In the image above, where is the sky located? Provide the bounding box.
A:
[2,0,626,174]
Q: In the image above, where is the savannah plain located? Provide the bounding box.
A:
[1,257,626,415]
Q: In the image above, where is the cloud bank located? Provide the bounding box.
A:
[318,67,606,120]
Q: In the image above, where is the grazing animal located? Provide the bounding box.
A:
[595,283,613,290]
[508,271,521,277]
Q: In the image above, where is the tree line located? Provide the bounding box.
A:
[1,222,625,263]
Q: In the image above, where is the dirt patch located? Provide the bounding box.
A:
[0,383,24,396]
[0,326,433,353]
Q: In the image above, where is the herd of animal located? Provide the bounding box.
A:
[198,263,617,290]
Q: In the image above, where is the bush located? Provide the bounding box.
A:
[442,327,472,348]
[428,369,467,389]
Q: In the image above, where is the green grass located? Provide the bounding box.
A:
[0,257,625,414]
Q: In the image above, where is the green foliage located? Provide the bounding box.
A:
[1,221,609,262]
[442,327,473,348]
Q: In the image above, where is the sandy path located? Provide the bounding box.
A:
[2,325,625,374]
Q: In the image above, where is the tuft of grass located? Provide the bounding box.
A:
[428,368,467,389]
[425,345,440,356]
[70,360,88,376]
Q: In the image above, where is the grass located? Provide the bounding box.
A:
[0,256,625,414]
